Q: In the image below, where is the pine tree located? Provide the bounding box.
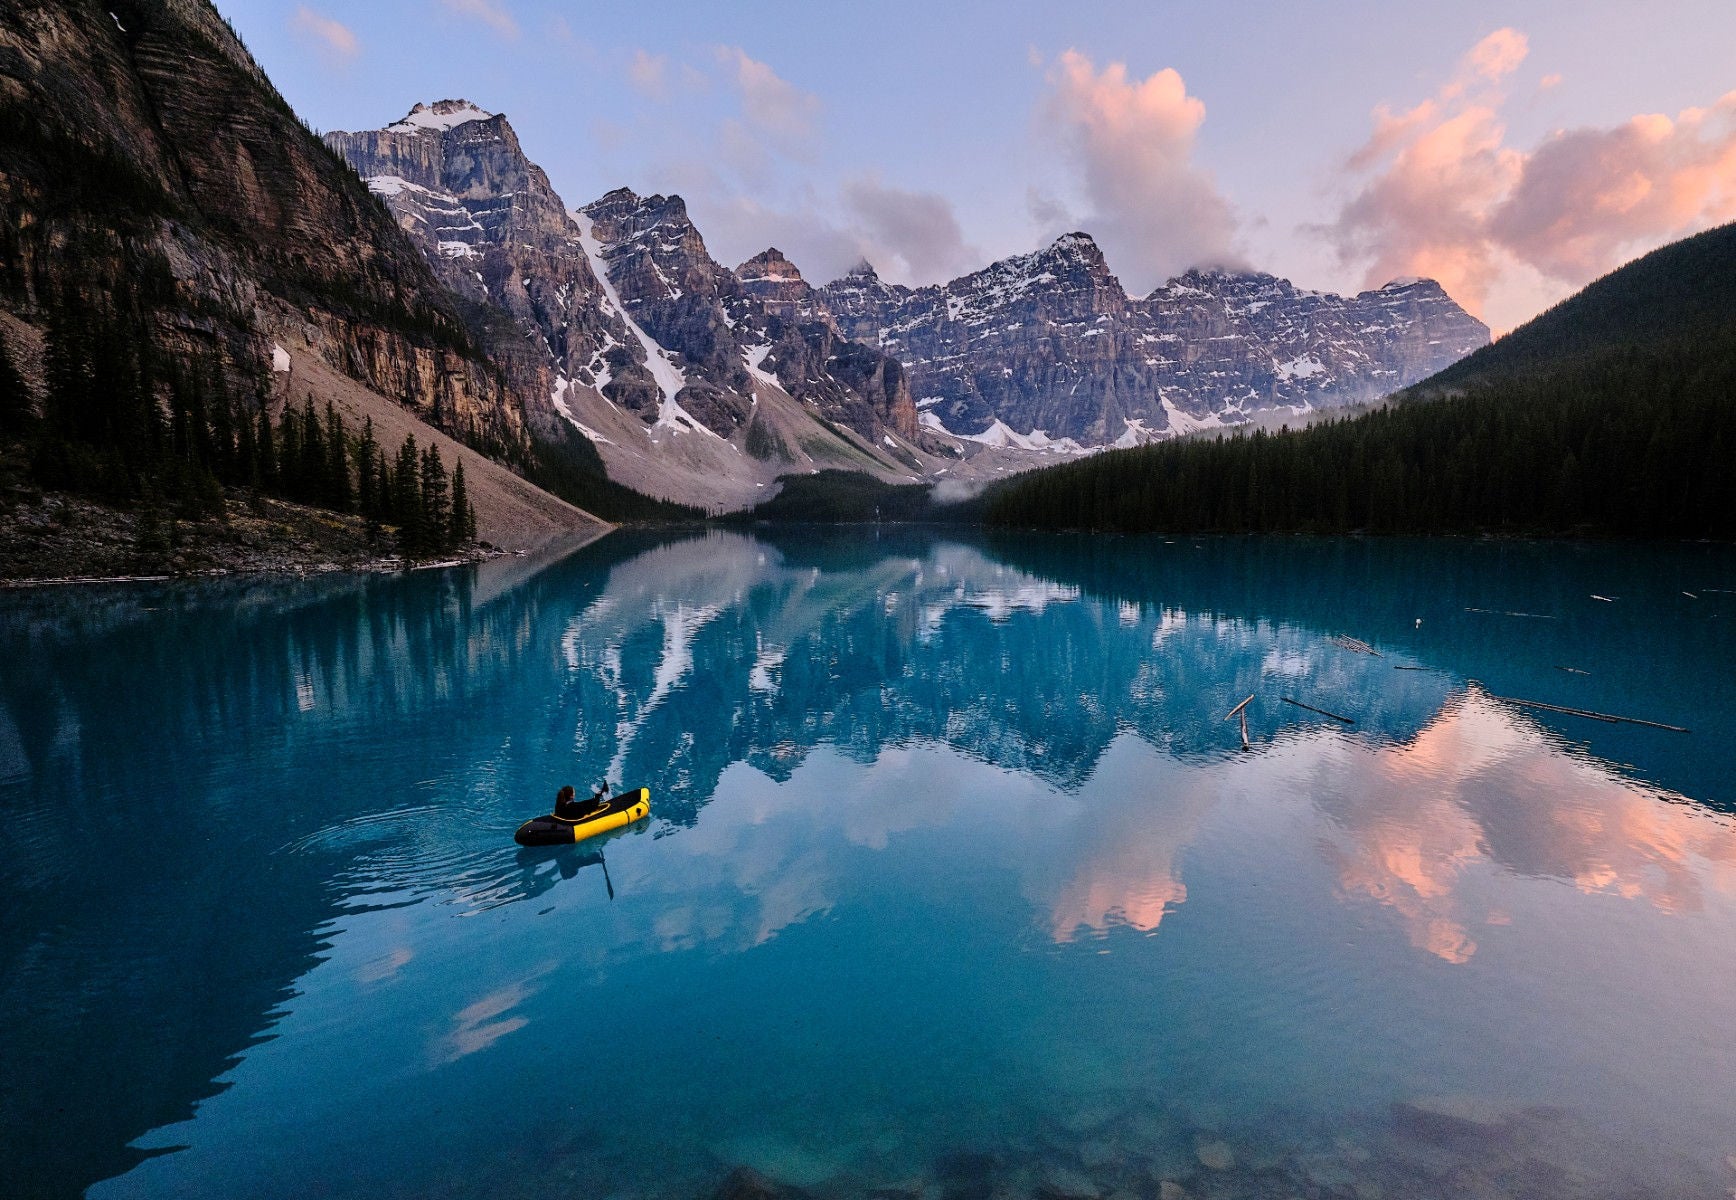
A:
[324,400,351,512]
[393,434,422,555]
[447,458,474,548]
[420,443,451,552]
[256,404,277,492]
[277,405,301,500]
[299,396,324,504]
[235,396,258,485]
[356,416,377,517]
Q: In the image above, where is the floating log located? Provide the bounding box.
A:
[1392,665,1432,671]
[1281,697,1355,725]
[1590,595,1616,603]
[1497,696,1689,734]
[1328,635,1382,656]
[1466,607,1557,619]
[1224,694,1254,749]
[1554,666,1591,675]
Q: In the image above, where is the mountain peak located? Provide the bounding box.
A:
[1048,231,1099,253]
[585,187,690,225]
[738,247,804,283]
[844,258,880,280]
[386,99,496,134]
[1038,232,1112,279]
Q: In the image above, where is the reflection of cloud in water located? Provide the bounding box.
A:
[435,970,549,1065]
[354,945,414,985]
[1042,755,1216,943]
[1315,688,1736,962]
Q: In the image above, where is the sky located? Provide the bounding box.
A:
[221,0,1736,333]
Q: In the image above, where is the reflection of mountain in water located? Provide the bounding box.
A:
[558,531,1454,819]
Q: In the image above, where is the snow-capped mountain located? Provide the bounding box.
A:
[328,101,1487,506]
[327,103,931,508]
[809,234,1490,445]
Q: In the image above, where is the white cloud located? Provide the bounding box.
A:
[840,175,980,282]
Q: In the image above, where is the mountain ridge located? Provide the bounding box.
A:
[979,220,1736,539]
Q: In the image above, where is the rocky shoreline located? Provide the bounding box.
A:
[0,489,497,586]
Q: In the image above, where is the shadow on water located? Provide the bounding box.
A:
[0,527,1732,1197]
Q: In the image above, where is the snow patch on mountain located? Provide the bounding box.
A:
[1160,398,1226,436]
[550,376,612,445]
[743,344,779,392]
[387,101,494,133]
[571,209,716,438]
[918,412,1088,455]
[1275,353,1325,381]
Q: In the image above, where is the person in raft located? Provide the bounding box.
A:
[554,782,610,820]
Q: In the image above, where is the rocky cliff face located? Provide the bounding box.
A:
[812,234,1489,444]
[736,248,812,319]
[325,103,661,434]
[0,1,527,453]
[327,109,923,508]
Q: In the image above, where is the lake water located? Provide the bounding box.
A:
[3,530,1735,1200]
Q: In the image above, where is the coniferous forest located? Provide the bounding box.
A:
[0,292,476,560]
[983,222,1736,540]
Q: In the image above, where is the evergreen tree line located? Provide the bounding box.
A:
[0,302,477,557]
[981,337,1736,540]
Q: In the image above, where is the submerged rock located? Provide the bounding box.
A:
[1036,1164,1100,1199]
[711,1165,809,1200]
[1391,1094,1516,1151]
[1194,1140,1235,1172]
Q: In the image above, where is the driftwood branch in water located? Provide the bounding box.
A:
[1328,635,1382,656]
[1498,696,1690,734]
[1224,694,1254,749]
[1281,697,1356,725]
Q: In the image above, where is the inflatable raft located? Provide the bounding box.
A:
[514,787,650,846]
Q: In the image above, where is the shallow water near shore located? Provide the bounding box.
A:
[3,530,1735,1199]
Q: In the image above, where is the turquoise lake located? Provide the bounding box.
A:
[3,530,1735,1199]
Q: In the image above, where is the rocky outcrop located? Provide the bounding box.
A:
[0,2,528,454]
[736,248,812,319]
[811,234,1489,443]
[325,103,659,434]
[327,107,920,455]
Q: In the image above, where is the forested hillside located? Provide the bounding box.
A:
[983,223,1736,540]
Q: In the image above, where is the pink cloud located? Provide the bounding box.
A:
[289,6,357,62]
[627,50,669,100]
[1491,94,1736,283]
[442,0,517,40]
[1040,50,1238,290]
[1331,29,1736,330]
[714,46,821,157]
[1465,27,1529,83]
